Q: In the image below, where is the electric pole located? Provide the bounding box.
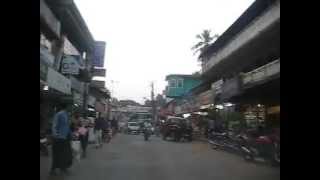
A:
[151,82,156,123]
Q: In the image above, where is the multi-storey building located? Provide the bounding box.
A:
[40,0,109,130]
[198,0,280,128]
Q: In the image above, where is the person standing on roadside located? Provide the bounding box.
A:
[94,115,104,148]
[50,103,72,176]
[78,121,89,157]
[111,117,117,136]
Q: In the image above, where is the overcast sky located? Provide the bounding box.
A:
[74,0,255,104]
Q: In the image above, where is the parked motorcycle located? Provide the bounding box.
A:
[239,131,280,166]
[208,130,244,154]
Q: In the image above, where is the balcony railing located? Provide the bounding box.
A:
[242,59,280,85]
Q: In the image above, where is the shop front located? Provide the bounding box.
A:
[40,67,73,132]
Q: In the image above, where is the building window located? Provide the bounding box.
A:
[177,79,183,88]
[169,79,176,88]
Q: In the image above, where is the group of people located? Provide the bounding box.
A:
[49,102,118,176]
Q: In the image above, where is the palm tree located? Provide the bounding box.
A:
[191,29,219,58]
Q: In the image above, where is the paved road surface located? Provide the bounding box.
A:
[41,133,280,180]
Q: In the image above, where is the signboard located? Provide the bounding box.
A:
[47,68,71,94]
[91,80,105,89]
[61,55,81,75]
[92,68,106,77]
[93,41,106,67]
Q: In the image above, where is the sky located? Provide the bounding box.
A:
[74,0,255,104]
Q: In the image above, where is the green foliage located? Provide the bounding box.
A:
[191,29,219,58]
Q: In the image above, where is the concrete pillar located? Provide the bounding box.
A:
[51,34,66,71]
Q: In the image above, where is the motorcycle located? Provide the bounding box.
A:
[208,130,244,154]
[239,131,280,166]
[180,126,193,142]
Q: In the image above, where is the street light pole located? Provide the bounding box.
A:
[151,82,156,123]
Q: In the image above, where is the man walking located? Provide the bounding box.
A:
[50,103,72,176]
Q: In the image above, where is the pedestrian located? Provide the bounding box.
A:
[102,118,109,142]
[207,116,215,138]
[94,115,104,148]
[50,103,72,176]
[78,121,89,158]
[111,118,118,136]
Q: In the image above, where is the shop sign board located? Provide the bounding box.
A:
[47,68,71,94]
[92,68,106,77]
[93,41,106,67]
[61,55,81,75]
[91,80,105,89]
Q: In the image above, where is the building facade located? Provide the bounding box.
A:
[40,0,105,131]
[198,0,280,129]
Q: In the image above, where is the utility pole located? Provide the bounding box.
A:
[151,82,156,123]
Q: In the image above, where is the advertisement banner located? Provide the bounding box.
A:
[93,41,106,67]
[92,68,106,77]
[61,55,82,75]
[91,80,105,88]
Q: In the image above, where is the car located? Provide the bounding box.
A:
[127,122,141,134]
[162,116,193,142]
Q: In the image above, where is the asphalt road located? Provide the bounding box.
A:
[42,133,280,180]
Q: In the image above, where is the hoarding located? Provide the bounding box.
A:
[92,68,106,77]
[61,55,81,75]
[93,41,106,67]
[91,80,105,89]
